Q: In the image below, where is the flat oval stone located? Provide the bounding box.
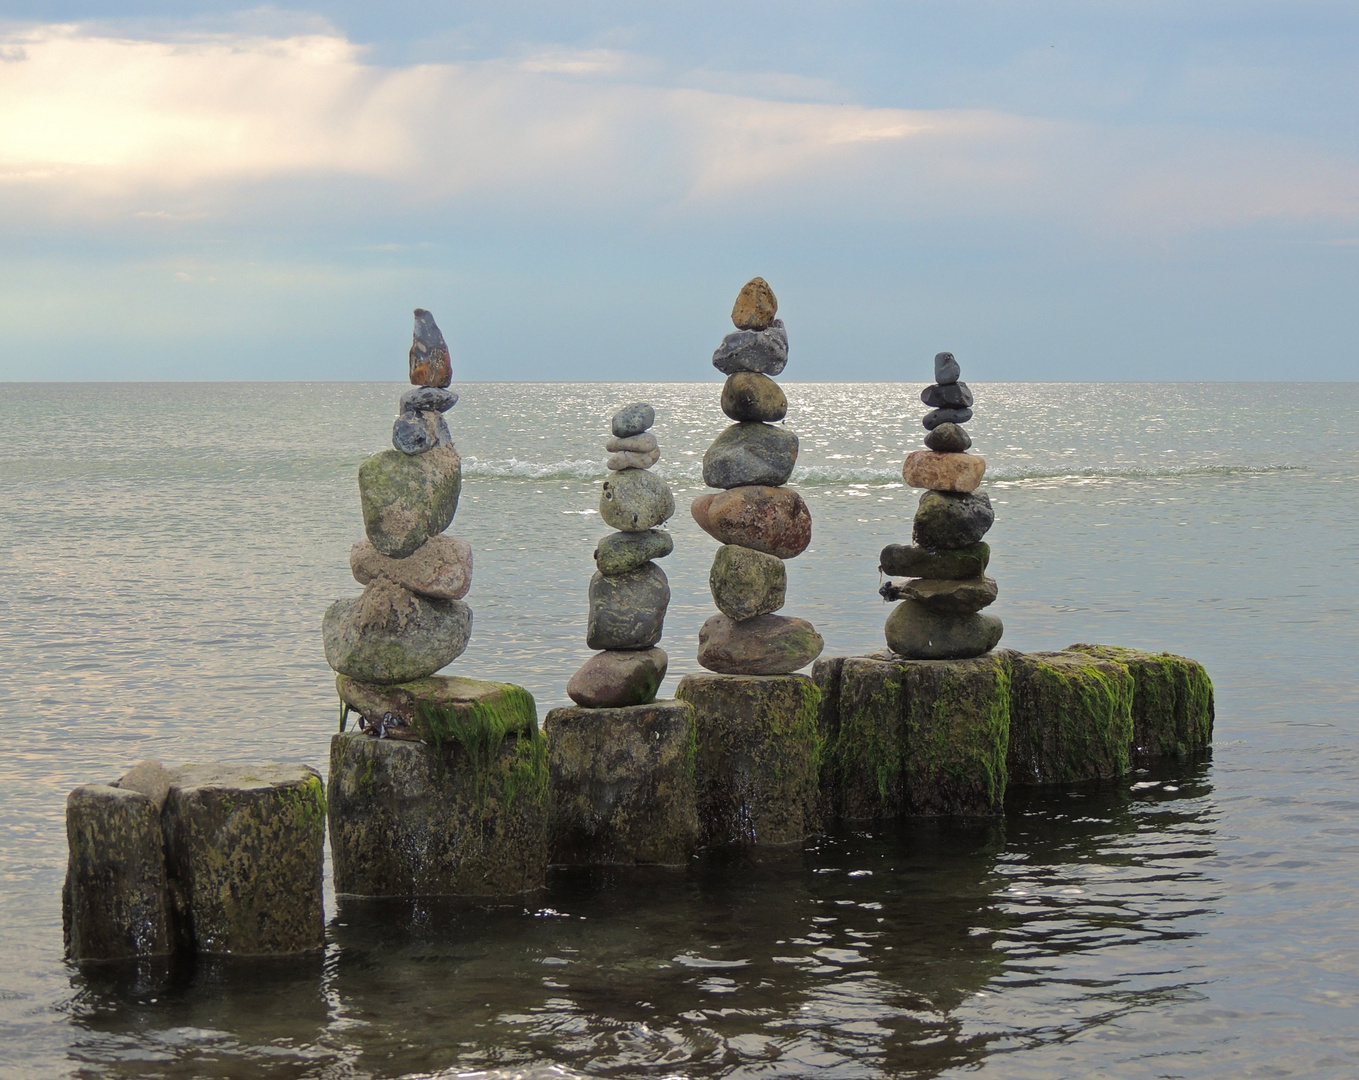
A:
[934,351,960,385]
[358,445,462,558]
[902,450,986,492]
[605,433,657,454]
[351,535,473,601]
[607,448,660,471]
[924,422,971,452]
[721,372,787,422]
[691,485,811,559]
[921,381,973,409]
[898,575,998,614]
[566,648,668,708]
[709,544,786,620]
[612,403,655,438]
[594,529,673,576]
[712,320,788,376]
[399,386,458,413]
[731,277,778,330]
[600,469,675,532]
[409,308,452,388]
[697,613,824,675]
[923,407,973,430]
[323,581,472,682]
[912,490,994,549]
[702,422,798,488]
[879,542,990,579]
[884,600,1002,660]
[587,564,670,650]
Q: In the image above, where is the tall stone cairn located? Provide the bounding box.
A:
[322,308,472,731]
[691,277,824,674]
[565,402,675,707]
[879,351,1004,659]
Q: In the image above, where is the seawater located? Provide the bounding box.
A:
[0,381,1356,1079]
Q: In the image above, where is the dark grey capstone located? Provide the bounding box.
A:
[612,403,655,438]
[594,529,674,576]
[885,600,1004,660]
[934,351,961,385]
[587,563,670,650]
[712,320,788,376]
[924,423,972,452]
[392,410,452,455]
[921,381,973,409]
[923,407,974,430]
[400,386,458,413]
[880,542,990,579]
[702,422,798,489]
[912,491,995,549]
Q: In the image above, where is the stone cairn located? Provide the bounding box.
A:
[691,278,824,673]
[879,351,1003,659]
[322,308,472,725]
[566,402,675,708]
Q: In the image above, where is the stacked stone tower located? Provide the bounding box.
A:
[565,402,675,708]
[691,278,824,674]
[879,351,1003,659]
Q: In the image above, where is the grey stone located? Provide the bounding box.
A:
[923,407,974,430]
[358,445,462,558]
[721,372,787,422]
[329,729,547,896]
[114,759,173,809]
[884,600,1004,660]
[934,351,961,385]
[709,544,786,620]
[607,448,659,471]
[880,542,990,580]
[605,433,657,454]
[323,582,472,683]
[162,763,325,955]
[612,403,655,438]
[600,468,675,532]
[594,529,673,576]
[674,673,822,846]
[400,386,458,413]
[351,535,473,601]
[392,410,451,455]
[912,490,995,549]
[697,613,824,675]
[587,563,670,650]
[567,648,669,708]
[924,422,972,452]
[702,422,798,489]
[546,700,700,865]
[63,785,172,961]
[712,320,788,376]
[897,575,998,614]
[921,381,973,409]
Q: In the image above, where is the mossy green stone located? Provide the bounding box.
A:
[1065,644,1214,760]
[709,544,787,619]
[1007,652,1134,785]
[336,674,537,745]
[674,673,822,846]
[593,529,673,576]
[358,446,462,558]
[880,542,990,580]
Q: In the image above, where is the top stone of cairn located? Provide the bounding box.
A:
[934,351,961,386]
[731,277,778,331]
[409,309,452,388]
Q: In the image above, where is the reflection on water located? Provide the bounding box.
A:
[64,763,1214,1079]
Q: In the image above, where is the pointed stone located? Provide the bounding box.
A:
[731,277,778,330]
[408,308,452,388]
[934,351,961,385]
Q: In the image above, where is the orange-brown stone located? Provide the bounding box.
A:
[408,308,452,388]
[731,277,778,330]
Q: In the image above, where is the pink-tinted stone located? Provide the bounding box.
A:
[901,451,986,492]
[690,485,811,559]
[350,535,472,601]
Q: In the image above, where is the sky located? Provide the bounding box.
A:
[1,2,1356,381]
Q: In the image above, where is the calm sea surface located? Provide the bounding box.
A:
[0,381,1356,1079]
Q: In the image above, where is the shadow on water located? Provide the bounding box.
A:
[63,761,1217,1079]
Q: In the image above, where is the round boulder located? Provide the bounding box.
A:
[721,372,787,422]
[691,485,811,559]
[912,490,994,550]
[566,648,669,708]
[697,613,824,675]
[600,469,675,532]
[709,544,786,620]
[323,581,472,683]
[885,601,1003,660]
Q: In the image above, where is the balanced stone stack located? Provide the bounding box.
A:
[880,351,1003,660]
[323,309,547,896]
[676,278,825,846]
[565,402,674,708]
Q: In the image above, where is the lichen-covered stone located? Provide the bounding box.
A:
[336,674,535,742]
[600,468,675,532]
[814,653,1011,819]
[63,785,172,961]
[322,582,471,683]
[328,727,548,896]
[350,535,472,601]
[593,529,673,576]
[1065,644,1214,761]
[358,445,462,558]
[702,422,798,489]
[586,563,669,650]
[912,490,994,550]
[1007,652,1135,785]
[674,673,823,846]
[697,613,823,675]
[721,372,787,422]
[567,648,668,708]
[709,544,786,620]
[690,485,811,559]
[545,700,699,865]
[161,763,325,955]
[880,542,990,580]
[612,403,655,438]
[885,600,1003,659]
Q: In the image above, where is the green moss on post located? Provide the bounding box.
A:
[1007,652,1134,786]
